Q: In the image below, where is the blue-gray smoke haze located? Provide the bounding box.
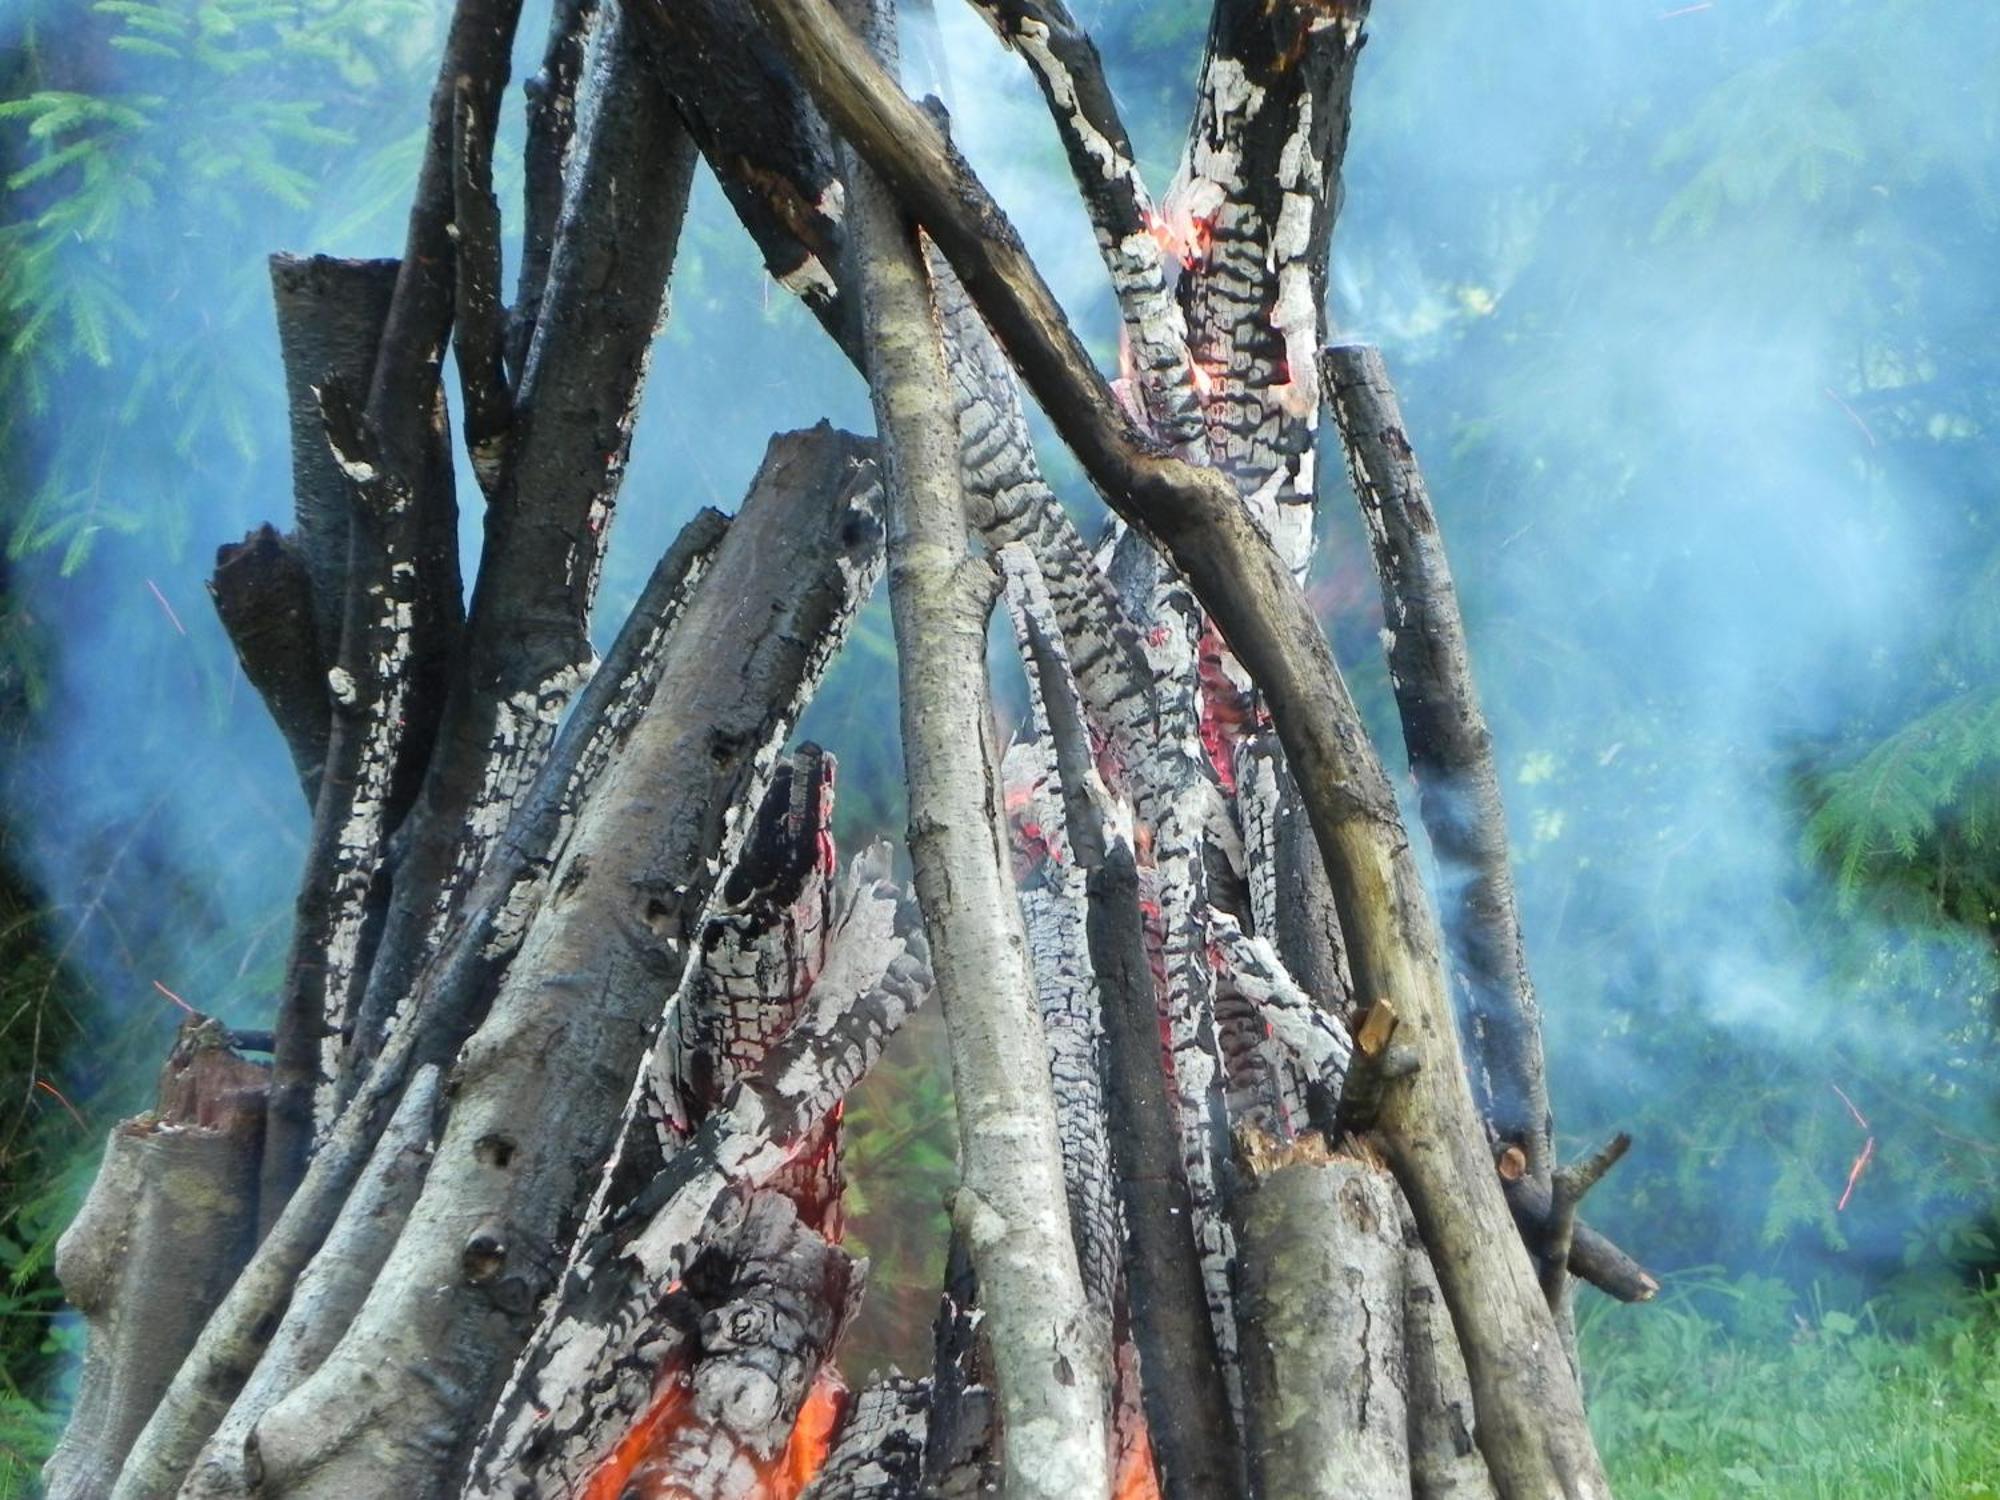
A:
[6,0,1994,1306]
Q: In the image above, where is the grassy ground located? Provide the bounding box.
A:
[1584,1272,2000,1498]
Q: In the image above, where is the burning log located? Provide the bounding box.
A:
[238,434,886,1497]
[799,1378,928,1499]
[44,1020,266,1500]
[737,3,1611,1492]
[113,432,881,1498]
[1005,550,1240,1498]
[466,840,927,1495]
[1179,0,1369,571]
[964,0,1206,447]
[580,1191,861,1500]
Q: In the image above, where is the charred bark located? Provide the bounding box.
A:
[342,11,699,1089]
[801,1379,928,1499]
[208,526,329,804]
[466,841,925,1495]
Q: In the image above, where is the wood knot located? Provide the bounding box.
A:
[462,1223,508,1284]
[701,1298,772,1352]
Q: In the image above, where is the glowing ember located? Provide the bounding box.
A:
[578,1366,847,1500]
[1142,203,1214,269]
[577,1378,691,1500]
[152,979,199,1017]
[1112,1408,1163,1500]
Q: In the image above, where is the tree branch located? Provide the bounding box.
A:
[842,30,1111,1484]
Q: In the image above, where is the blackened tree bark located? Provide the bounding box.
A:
[48,3,1657,1498]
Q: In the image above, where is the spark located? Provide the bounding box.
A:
[1659,2,1714,16]
[152,979,199,1017]
[1837,1136,1876,1213]
[34,1077,86,1128]
[145,578,188,636]
[1829,1083,1876,1212]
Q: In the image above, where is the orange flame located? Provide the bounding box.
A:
[578,1377,691,1500]
[773,1369,848,1494]
[1113,1408,1163,1500]
[578,1365,849,1500]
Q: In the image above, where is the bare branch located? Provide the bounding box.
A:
[842,31,1111,1483]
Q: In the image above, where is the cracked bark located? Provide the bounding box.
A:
[465,840,924,1496]
[1005,549,1239,1500]
[584,1191,861,1500]
[801,1379,928,1499]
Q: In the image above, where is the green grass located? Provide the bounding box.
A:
[1585,1272,2000,1498]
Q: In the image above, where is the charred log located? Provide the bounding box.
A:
[1325,341,1555,1188]
[208,526,329,804]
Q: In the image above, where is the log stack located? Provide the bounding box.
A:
[46,2,1657,1496]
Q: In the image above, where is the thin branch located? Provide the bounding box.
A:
[841,21,1111,1481]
